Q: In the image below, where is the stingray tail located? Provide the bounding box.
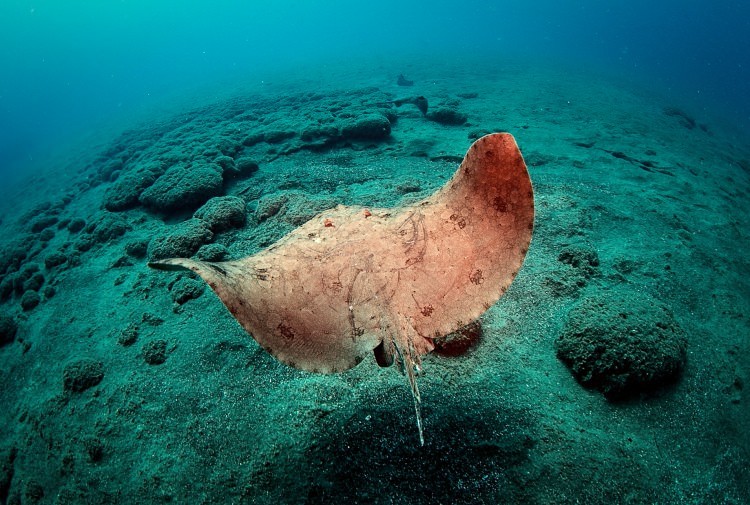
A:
[392,322,425,446]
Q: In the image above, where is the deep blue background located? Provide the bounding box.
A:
[1,0,748,179]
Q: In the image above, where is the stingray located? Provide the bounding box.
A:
[149,133,534,444]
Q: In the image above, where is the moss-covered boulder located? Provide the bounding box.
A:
[194,196,246,232]
[147,219,214,261]
[140,163,223,213]
[555,289,687,399]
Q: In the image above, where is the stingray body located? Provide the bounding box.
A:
[149,133,534,444]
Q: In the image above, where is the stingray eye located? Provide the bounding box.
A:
[324,218,334,227]
[363,209,372,218]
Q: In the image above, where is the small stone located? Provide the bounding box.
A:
[196,243,228,262]
[340,114,391,140]
[63,359,104,392]
[30,216,58,233]
[143,339,168,365]
[23,479,44,502]
[194,196,246,232]
[0,313,18,346]
[44,252,68,269]
[234,158,259,177]
[147,219,214,261]
[39,229,55,242]
[84,213,131,244]
[124,239,149,258]
[141,313,164,326]
[20,290,40,311]
[427,107,467,125]
[263,129,296,144]
[83,437,104,462]
[67,218,86,233]
[117,323,139,346]
[433,320,482,357]
[171,278,205,304]
[24,273,45,292]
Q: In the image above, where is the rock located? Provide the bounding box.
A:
[543,244,600,298]
[124,239,149,258]
[395,181,422,194]
[103,164,161,211]
[555,290,687,399]
[194,196,246,232]
[0,277,13,301]
[147,219,214,261]
[143,339,168,365]
[0,446,18,503]
[140,163,224,213]
[242,132,264,147]
[39,229,55,242]
[141,313,164,327]
[23,273,44,292]
[111,256,133,268]
[99,158,123,180]
[63,359,104,392]
[84,213,131,244]
[29,216,58,233]
[0,246,26,276]
[196,243,228,262]
[170,277,205,304]
[83,437,104,462]
[116,323,139,346]
[230,157,259,179]
[75,236,95,252]
[20,290,40,311]
[0,313,18,347]
[214,155,235,175]
[263,129,296,144]
[23,479,44,502]
[67,218,86,233]
[255,193,288,222]
[427,107,467,125]
[45,252,68,269]
[557,246,600,276]
[340,114,391,140]
[433,320,482,357]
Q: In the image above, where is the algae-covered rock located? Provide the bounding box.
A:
[147,219,214,260]
[340,114,391,140]
[20,290,40,311]
[63,359,104,392]
[140,163,223,213]
[0,313,18,347]
[555,289,687,399]
[103,164,161,211]
[196,243,229,262]
[170,277,205,304]
[427,107,467,125]
[84,212,131,245]
[194,196,246,232]
[143,339,168,365]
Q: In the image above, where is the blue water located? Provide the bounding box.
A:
[1,0,749,180]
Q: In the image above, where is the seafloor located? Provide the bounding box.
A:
[0,60,748,504]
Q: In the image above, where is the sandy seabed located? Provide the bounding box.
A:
[0,58,748,504]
